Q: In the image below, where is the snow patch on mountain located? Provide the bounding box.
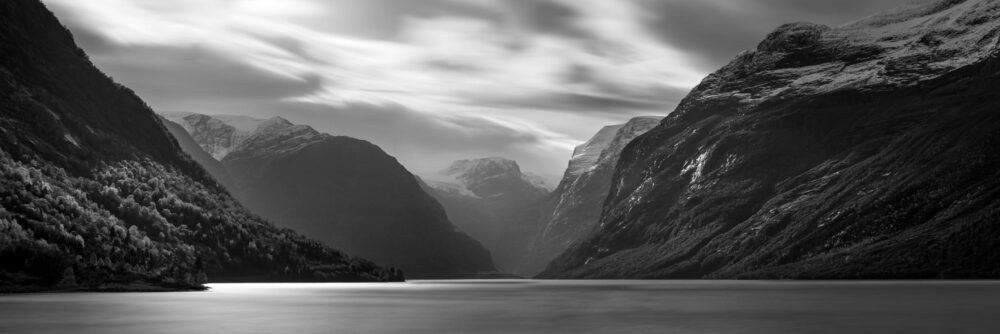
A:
[565,125,623,180]
[63,133,79,147]
[559,116,662,189]
[422,157,549,199]
[161,113,321,161]
[693,0,1000,111]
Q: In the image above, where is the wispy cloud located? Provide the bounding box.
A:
[43,0,909,175]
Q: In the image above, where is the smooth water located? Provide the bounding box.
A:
[2,280,999,333]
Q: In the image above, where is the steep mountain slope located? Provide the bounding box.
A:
[171,114,496,278]
[508,116,661,276]
[161,117,235,191]
[420,158,550,272]
[0,0,400,291]
[542,0,1000,279]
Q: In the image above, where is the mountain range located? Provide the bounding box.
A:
[4,0,999,290]
[164,113,496,278]
[418,117,664,277]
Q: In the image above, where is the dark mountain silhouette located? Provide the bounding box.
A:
[167,114,496,278]
[0,0,401,292]
[542,0,1000,279]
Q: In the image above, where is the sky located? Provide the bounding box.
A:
[43,0,910,180]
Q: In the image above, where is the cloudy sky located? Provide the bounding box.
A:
[44,0,909,180]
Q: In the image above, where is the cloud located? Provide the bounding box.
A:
[291,0,505,40]
[41,0,914,176]
[501,0,592,39]
[465,89,686,116]
[87,45,323,110]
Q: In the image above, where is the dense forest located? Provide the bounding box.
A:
[0,154,403,291]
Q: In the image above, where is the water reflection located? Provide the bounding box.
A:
[2,280,999,333]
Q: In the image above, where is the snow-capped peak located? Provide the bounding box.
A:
[444,157,521,180]
[566,124,623,179]
[422,157,550,198]
[561,116,662,182]
[164,113,324,161]
[254,116,294,133]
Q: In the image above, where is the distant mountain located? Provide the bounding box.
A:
[507,116,661,276]
[168,114,496,278]
[420,158,550,273]
[542,0,1000,279]
[0,0,400,292]
[160,117,235,191]
[161,112,268,160]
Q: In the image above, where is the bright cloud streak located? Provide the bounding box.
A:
[41,0,908,178]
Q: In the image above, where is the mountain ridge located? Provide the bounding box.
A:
[168,113,498,278]
[541,0,1000,279]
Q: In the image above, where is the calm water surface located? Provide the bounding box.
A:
[2,280,999,333]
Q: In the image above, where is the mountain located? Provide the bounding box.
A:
[0,0,401,292]
[541,0,1000,279]
[420,158,550,272]
[161,112,267,161]
[160,117,235,191]
[505,116,661,276]
[168,114,496,278]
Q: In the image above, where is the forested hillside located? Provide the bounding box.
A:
[0,0,401,292]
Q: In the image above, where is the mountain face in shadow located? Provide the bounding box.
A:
[503,117,661,277]
[0,0,401,292]
[168,114,496,278]
[420,157,550,273]
[542,0,1000,279]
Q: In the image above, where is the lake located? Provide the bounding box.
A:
[2,280,999,333]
